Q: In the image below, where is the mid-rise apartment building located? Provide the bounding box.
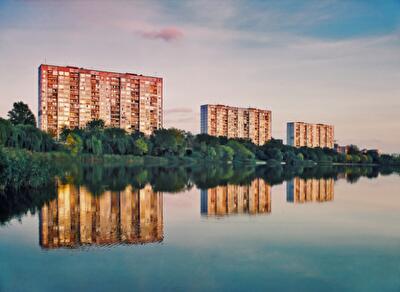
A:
[200,104,272,145]
[287,122,334,148]
[38,64,163,136]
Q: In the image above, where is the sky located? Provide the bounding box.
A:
[0,0,399,152]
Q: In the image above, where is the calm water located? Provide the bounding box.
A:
[0,165,400,291]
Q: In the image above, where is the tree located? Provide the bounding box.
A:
[296,153,304,161]
[86,119,105,131]
[285,151,297,166]
[206,146,217,159]
[351,154,361,163]
[217,145,234,161]
[86,135,102,155]
[151,128,186,156]
[0,118,12,146]
[347,145,360,155]
[7,102,36,126]
[133,138,148,155]
[266,148,283,161]
[227,140,255,161]
[66,133,83,156]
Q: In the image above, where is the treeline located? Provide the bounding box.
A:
[57,119,400,166]
[60,119,254,162]
[256,139,400,166]
[1,102,399,166]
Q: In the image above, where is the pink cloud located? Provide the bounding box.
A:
[139,27,184,42]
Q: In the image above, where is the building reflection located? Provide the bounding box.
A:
[201,179,271,216]
[39,183,163,249]
[286,178,334,203]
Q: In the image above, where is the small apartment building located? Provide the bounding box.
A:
[200,104,272,145]
[287,122,334,148]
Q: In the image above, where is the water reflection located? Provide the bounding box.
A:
[201,179,271,216]
[1,165,398,226]
[39,183,163,249]
[287,178,334,203]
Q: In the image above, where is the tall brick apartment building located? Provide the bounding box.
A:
[38,64,163,136]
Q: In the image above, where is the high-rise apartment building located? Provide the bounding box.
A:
[38,64,163,136]
[200,104,272,145]
[201,179,271,216]
[39,183,163,249]
[287,122,334,148]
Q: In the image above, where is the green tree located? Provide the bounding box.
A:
[351,154,361,163]
[285,151,297,166]
[66,133,83,156]
[0,118,12,146]
[86,135,103,155]
[7,102,36,126]
[227,140,255,161]
[296,153,304,161]
[86,119,105,131]
[151,128,186,156]
[217,145,234,161]
[133,138,148,155]
[206,146,217,159]
[266,148,283,161]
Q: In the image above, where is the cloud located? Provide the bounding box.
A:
[138,27,184,42]
[165,117,195,124]
[165,107,193,114]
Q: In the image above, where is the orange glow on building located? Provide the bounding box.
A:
[200,104,272,145]
[287,122,334,148]
[38,64,163,136]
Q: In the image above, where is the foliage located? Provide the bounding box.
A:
[1,102,399,167]
[66,133,83,155]
[0,147,59,192]
[0,118,57,151]
[7,101,36,126]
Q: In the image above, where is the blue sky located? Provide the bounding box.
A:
[0,0,399,152]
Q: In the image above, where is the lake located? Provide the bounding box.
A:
[0,165,399,291]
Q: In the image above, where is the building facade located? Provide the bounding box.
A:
[201,179,271,216]
[200,104,272,145]
[38,64,163,136]
[287,122,334,148]
[39,183,163,249]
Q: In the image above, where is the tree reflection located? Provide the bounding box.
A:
[0,164,399,225]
